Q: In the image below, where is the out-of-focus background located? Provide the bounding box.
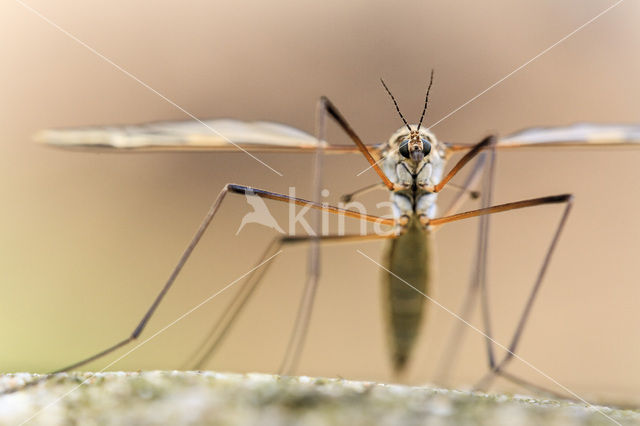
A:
[1,0,638,406]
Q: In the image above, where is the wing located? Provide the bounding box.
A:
[447,123,640,151]
[36,119,360,153]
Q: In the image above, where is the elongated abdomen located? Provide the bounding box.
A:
[382,217,432,374]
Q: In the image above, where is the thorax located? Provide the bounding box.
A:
[379,126,449,234]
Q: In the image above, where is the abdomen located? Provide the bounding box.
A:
[381,216,432,374]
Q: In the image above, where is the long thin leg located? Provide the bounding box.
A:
[433,147,493,384]
[183,234,392,371]
[227,184,394,227]
[428,193,574,394]
[195,96,393,376]
[1,184,392,395]
[279,98,325,375]
[478,144,497,369]
[475,194,573,390]
[319,96,395,190]
[182,237,282,370]
[60,184,390,371]
[340,182,386,203]
[428,194,571,227]
[424,135,494,194]
[53,184,234,373]
[439,151,487,218]
[0,186,230,394]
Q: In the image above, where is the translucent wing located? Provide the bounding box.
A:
[36,119,358,153]
[499,123,640,148]
[447,123,640,151]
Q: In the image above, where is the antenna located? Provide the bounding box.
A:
[417,69,435,131]
[380,78,411,132]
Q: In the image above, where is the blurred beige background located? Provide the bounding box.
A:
[1,0,639,405]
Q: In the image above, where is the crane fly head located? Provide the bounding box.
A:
[389,126,437,164]
[381,70,436,165]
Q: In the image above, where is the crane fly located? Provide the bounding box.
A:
[5,75,640,398]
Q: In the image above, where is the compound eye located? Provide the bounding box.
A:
[399,139,410,158]
[421,138,432,156]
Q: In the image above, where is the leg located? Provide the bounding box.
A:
[1,186,231,394]
[428,194,571,227]
[279,97,328,375]
[319,96,395,190]
[438,151,486,218]
[413,135,495,195]
[224,100,331,376]
[182,233,393,371]
[1,184,391,395]
[475,192,573,390]
[434,145,493,384]
[228,184,394,226]
[429,194,574,394]
[340,182,386,203]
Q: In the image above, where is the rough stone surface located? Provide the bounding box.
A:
[0,371,638,426]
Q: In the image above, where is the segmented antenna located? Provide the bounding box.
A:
[417,69,435,131]
[380,78,411,132]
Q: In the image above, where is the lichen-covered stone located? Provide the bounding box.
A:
[0,371,638,425]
